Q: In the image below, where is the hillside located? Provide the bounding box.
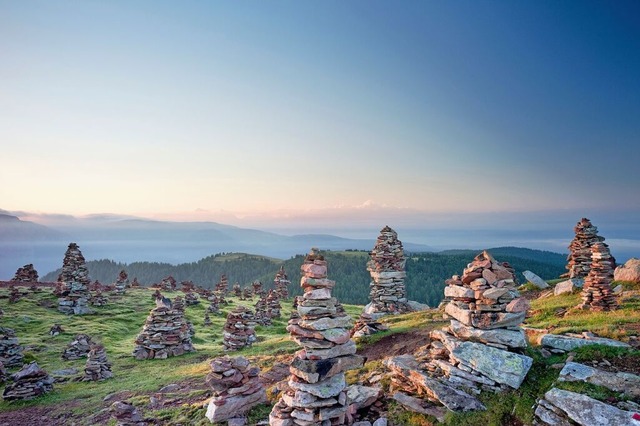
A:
[0,279,638,425]
[42,248,566,308]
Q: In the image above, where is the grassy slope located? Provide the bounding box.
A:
[1,280,639,425]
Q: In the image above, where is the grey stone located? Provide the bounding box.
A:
[407,300,430,311]
[205,389,266,422]
[559,362,640,398]
[523,270,550,289]
[346,385,380,410]
[391,392,448,422]
[372,418,388,426]
[288,373,346,399]
[449,320,527,349]
[543,388,638,426]
[541,334,630,352]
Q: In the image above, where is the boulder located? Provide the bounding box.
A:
[523,270,550,289]
[554,279,582,295]
[559,362,640,398]
[614,258,640,283]
[540,388,639,426]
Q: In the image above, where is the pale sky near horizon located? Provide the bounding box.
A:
[1,1,639,223]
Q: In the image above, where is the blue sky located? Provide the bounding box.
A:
[1,1,639,224]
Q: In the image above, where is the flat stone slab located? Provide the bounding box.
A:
[449,319,527,349]
[523,270,550,289]
[391,392,447,422]
[541,388,640,426]
[559,362,640,398]
[450,341,532,389]
[541,334,630,352]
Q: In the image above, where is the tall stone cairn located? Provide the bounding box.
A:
[223,305,257,351]
[252,280,264,297]
[254,292,272,326]
[385,251,533,413]
[132,295,195,360]
[204,356,267,423]
[215,274,229,295]
[2,362,54,401]
[11,264,39,283]
[366,226,410,314]
[565,218,608,279]
[0,327,24,367]
[269,248,365,426]
[57,243,93,315]
[274,266,291,299]
[267,289,282,319]
[233,282,242,297]
[242,287,253,301]
[206,294,221,314]
[159,275,176,291]
[114,270,128,295]
[578,242,618,311]
[83,344,113,381]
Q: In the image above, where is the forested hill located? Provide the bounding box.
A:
[42,247,566,307]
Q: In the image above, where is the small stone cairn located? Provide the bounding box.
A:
[111,401,146,426]
[62,334,94,360]
[204,356,267,423]
[9,286,21,303]
[132,294,195,360]
[2,362,54,401]
[242,287,252,301]
[57,243,93,315]
[215,274,229,295]
[0,327,24,367]
[206,294,221,315]
[269,248,364,426]
[252,280,263,297]
[223,306,257,351]
[385,251,533,414]
[180,280,196,292]
[11,264,38,283]
[204,313,212,326]
[565,218,609,279]
[160,276,177,291]
[114,270,129,295]
[173,296,196,338]
[91,288,108,306]
[351,312,389,338]
[233,282,242,297]
[131,277,141,288]
[83,344,113,381]
[267,289,282,319]
[184,291,200,305]
[578,242,618,311]
[365,226,410,315]
[274,266,291,300]
[49,324,64,336]
[254,292,272,326]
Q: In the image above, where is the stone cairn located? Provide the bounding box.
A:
[173,296,196,338]
[351,312,389,338]
[132,294,195,360]
[269,248,364,426]
[274,265,291,300]
[204,312,212,326]
[62,334,94,360]
[0,327,24,367]
[2,362,54,401]
[49,324,64,336]
[565,218,610,279]
[233,282,242,297]
[267,289,282,319]
[114,270,129,295]
[215,274,229,296]
[223,305,257,351]
[184,291,200,305]
[9,287,21,303]
[0,362,6,383]
[252,280,264,297]
[83,344,113,381]
[242,287,253,301]
[131,277,141,288]
[111,401,146,426]
[180,280,195,292]
[365,226,410,315]
[159,275,176,291]
[91,288,108,306]
[578,242,618,311]
[204,356,267,423]
[57,243,93,315]
[206,294,221,315]
[385,251,533,415]
[254,292,272,326]
[11,264,38,282]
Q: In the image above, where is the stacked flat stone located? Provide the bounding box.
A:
[270,249,364,426]
[9,287,21,303]
[111,401,146,426]
[579,242,618,311]
[180,280,195,292]
[274,266,291,299]
[385,251,533,415]
[242,287,252,300]
[233,282,242,297]
[173,296,196,338]
[57,243,93,315]
[132,296,195,360]
[204,356,267,423]
[83,344,113,381]
[566,218,607,279]
[252,280,263,297]
[91,289,108,306]
[159,276,176,291]
[215,274,229,295]
[62,334,94,360]
[365,226,410,315]
[0,362,6,383]
[2,362,54,401]
[114,270,128,295]
[184,292,200,305]
[223,306,257,351]
[254,292,272,326]
[88,280,102,292]
[351,312,389,338]
[49,324,64,336]
[204,313,212,326]
[131,277,141,288]
[11,264,38,282]
[206,295,220,314]
[267,289,282,319]
[0,327,24,367]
